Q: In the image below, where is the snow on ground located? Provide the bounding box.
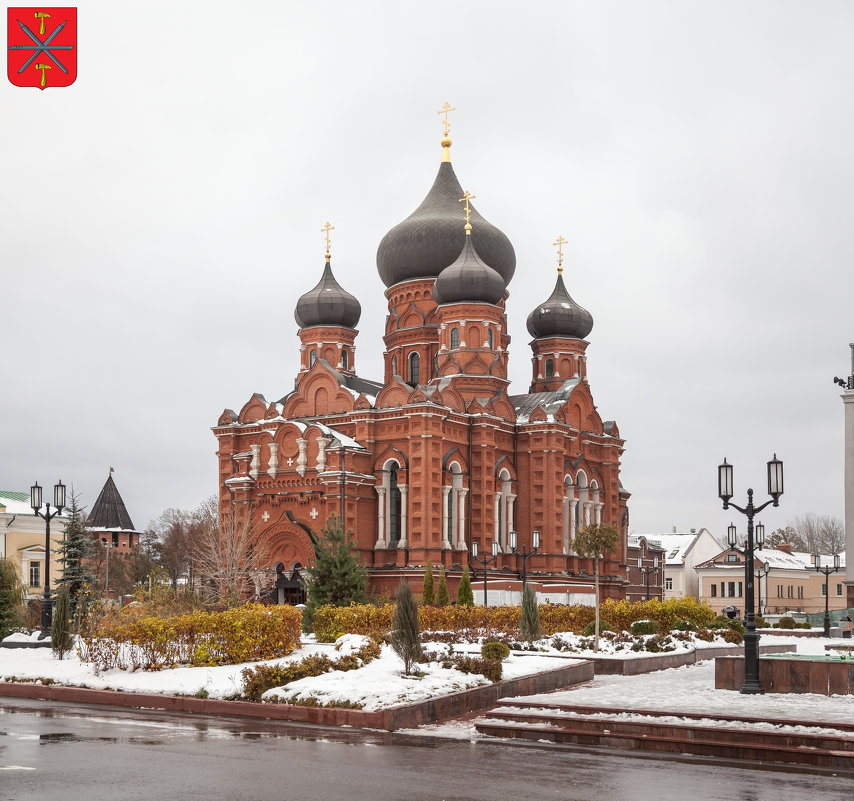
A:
[0,634,578,708]
[407,635,854,740]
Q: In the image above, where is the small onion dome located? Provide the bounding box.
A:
[526,273,593,339]
[376,161,515,288]
[294,259,361,329]
[433,235,505,305]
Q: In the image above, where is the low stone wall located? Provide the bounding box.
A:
[0,659,593,732]
[592,643,791,676]
[716,655,854,695]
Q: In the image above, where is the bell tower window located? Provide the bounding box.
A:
[545,359,554,379]
[488,329,494,349]
[450,328,460,349]
[391,355,398,376]
[309,349,317,367]
[408,352,420,385]
[342,350,349,371]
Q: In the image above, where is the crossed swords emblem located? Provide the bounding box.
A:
[8,17,73,87]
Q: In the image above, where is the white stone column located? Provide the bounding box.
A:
[442,486,452,549]
[375,486,387,549]
[316,436,331,472]
[563,496,570,554]
[493,496,501,548]
[267,443,279,478]
[507,495,516,550]
[595,502,603,525]
[398,485,408,549]
[569,499,578,540]
[457,488,468,549]
[296,438,307,477]
[249,444,261,480]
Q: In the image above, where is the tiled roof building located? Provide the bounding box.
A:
[213,123,629,602]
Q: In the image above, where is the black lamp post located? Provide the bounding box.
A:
[30,479,66,638]
[814,553,841,637]
[753,561,770,617]
[718,455,783,694]
[471,540,498,607]
[509,529,540,587]
[637,556,660,600]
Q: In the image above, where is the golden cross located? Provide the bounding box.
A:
[458,191,475,226]
[321,221,334,257]
[437,102,456,136]
[553,235,568,274]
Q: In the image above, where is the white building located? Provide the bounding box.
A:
[652,528,723,600]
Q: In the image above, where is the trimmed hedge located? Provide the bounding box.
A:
[80,604,302,671]
[310,597,716,642]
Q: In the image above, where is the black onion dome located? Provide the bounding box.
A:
[294,260,361,328]
[376,161,516,288]
[433,236,505,305]
[526,273,594,339]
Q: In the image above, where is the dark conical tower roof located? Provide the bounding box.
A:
[88,474,135,530]
[433,235,505,305]
[526,272,594,340]
[376,158,515,288]
[294,259,361,329]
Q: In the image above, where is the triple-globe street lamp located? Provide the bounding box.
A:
[718,454,784,695]
[814,553,841,637]
[471,540,498,607]
[30,479,66,637]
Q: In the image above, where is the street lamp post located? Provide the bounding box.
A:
[509,529,540,587]
[718,455,783,694]
[471,540,498,607]
[101,538,113,600]
[814,553,841,637]
[753,561,770,617]
[637,556,660,600]
[30,479,66,638]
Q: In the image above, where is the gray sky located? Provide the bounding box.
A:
[3,1,853,542]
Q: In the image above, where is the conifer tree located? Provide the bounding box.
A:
[520,582,542,643]
[0,557,25,640]
[55,493,93,615]
[573,522,621,652]
[436,565,450,606]
[421,559,435,605]
[51,583,73,658]
[303,514,367,631]
[390,582,422,675]
[457,565,474,606]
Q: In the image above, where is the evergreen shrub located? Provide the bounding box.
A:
[436,567,450,606]
[778,616,797,629]
[630,619,659,636]
[390,583,422,674]
[583,620,612,636]
[51,584,73,658]
[481,641,510,660]
[421,560,435,605]
[520,583,542,642]
[457,566,474,606]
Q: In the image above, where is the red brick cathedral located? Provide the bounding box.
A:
[214,122,629,603]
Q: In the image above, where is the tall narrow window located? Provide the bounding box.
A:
[408,352,420,385]
[388,464,401,546]
[488,329,494,349]
[545,359,554,379]
[29,561,40,588]
[309,349,317,367]
[342,350,349,371]
[450,328,460,349]
[392,355,398,375]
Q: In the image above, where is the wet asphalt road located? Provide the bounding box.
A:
[0,699,851,801]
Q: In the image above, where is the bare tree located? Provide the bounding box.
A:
[778,514,845,555]
[191,503,275,606]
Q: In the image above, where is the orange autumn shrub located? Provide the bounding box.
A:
[80,603,301,671]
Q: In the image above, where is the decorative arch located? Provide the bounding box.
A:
[494,466,515,551]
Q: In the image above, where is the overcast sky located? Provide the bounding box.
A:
[3,2,853,542]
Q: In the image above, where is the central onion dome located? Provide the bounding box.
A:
[433,233,506,305]
[376,146,515,288]
[294,258,361,329]
[526,271,594,340]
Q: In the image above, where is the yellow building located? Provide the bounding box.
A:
[0,491,67,602]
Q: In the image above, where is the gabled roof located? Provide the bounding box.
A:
[278,364,383,407]
[510,379,580,423]
[650,533,699,566]
[87,475,136,532]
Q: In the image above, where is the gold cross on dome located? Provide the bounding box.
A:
[437,102,456,136]
[553,235,568,274]
[321,221,334,258]
[459,191,475,225]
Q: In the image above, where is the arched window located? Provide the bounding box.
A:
[388,463,401,546]
[309,349,317,367]
[342,350,349,371]
[450,328,460,349]
[495,469,513,549]
[488,329,494,349]
[446,463,463,547]
[408,352,420,385]
[545,359,554,379]
[391,355,398,376]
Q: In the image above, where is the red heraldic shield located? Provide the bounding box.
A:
[7,7,77,89]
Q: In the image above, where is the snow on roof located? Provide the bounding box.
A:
[645,533,698,566]
[510,379,581,424]
[759,548,817,570]
[0,491,68,518]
